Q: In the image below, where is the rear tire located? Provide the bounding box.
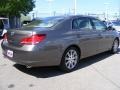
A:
[110,39,119,54]
[60,47,80,72]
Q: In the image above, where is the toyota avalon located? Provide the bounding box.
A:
[1,15,119,72]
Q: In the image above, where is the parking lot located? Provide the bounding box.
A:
[0,40,120,90]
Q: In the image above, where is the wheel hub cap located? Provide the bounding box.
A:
[65,50,78,69]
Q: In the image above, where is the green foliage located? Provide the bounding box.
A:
[0,0,35,16]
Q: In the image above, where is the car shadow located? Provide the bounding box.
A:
[14,48,120,78]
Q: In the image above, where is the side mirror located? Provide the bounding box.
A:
[107,26,115,30]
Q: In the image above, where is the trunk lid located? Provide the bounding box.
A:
[7,29,33,47]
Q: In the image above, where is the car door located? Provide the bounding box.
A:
[91,19,114,52]
[72,17,100,58]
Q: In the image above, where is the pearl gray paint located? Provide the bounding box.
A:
[1,15,119,67]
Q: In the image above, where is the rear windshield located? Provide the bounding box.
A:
[24,17,64,28]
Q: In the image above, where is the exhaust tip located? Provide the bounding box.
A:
[26,65,32,68]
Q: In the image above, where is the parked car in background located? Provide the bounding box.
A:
[106,20,120,36]
[22,20,32,26]
[1,15,119,72]
[0,17,9,38]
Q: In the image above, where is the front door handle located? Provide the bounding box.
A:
[77,34,80,38]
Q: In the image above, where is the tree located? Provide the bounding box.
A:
[0,0,35,16]
[0,0,35,28]
[0,0,10,16]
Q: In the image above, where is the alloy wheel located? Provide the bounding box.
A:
[60,47,80,72]
[65,49,78,69]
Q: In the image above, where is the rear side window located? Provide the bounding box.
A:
[72,18,92,30]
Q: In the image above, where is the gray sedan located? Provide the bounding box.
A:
[1,15,119,72]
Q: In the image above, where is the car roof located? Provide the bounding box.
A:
[69,15,98,20]
[34,15,97,21]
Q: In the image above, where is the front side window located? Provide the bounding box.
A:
[72,18,92,30]
[92,19,107,31]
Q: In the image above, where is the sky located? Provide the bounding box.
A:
[31,0,120,18]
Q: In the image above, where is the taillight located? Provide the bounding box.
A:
[20,34,46,45]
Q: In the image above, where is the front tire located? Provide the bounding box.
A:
[60,47,80,72]
[110,39,119,54]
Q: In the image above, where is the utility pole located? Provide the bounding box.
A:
[119,1,120,19]
[74,0,77,15]
[104,3,109,21]
[32,13,35,20]
[47,0,54,16]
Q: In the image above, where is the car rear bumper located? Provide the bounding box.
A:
[1,42,61,67]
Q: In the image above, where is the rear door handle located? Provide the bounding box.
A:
[98,33,103,39]
[98,33,102,36]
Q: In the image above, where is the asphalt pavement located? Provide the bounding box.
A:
[0,40,120,90]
